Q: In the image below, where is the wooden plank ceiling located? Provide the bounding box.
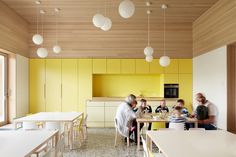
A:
[2,0,219,58]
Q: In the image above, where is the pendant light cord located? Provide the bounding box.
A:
[147,10,150,46]
[36,5,39,34]
[164,7,166,56]
[41,12,44,46]
[56,11,58,45]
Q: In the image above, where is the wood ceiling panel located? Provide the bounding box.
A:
[2,0,218,58]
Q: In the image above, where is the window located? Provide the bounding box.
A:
[0,53,7,125]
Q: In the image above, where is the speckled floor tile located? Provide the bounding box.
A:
[63,128,144,157]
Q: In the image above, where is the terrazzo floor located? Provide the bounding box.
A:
[63,128,144,157]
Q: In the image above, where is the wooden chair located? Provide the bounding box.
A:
[141,135,165,157]
[114,118,129,147]
[169,123,185,130]
[73,117,85,147]
[82,114,88,140]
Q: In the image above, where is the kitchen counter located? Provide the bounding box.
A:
[88,97,178,101]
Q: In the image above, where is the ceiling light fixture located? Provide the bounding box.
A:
[93,0,105,28]
[37,10,48,58]
[53,8,62,54]
[101,0,112,31]
[144,1,153,63]
[32,0,43,45]
[159,4,171,67]
[119,0,135,19]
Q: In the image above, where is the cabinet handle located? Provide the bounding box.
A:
[44,84,46,99]
[61,84,62,98]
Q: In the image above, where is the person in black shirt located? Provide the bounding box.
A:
[155,99,169,113]
[155,99,169,128]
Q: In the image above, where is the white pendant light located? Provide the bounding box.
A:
[53,8,62,54]
[144,2,153,62]
[145,55,153,62]
[53,45,61,54]
[32,34,43,45]
[159,4,171,67]
[37,48,48,58]
[119,0,135,19]
[159,56,170,67]
[32,1,43,45]
[93,13,105,28]
[144,46,153,56]
[101,17,112,31]
[37,9,48,58]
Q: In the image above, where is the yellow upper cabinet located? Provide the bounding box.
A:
[164,74,179,84]
[135,59,149,74]
[107,59,121,74]
[93,59,107,74]
[45,59,62,112]
[61,59,78,112]
[150,59,164,74]
[29,59,46,113]
[121,59,135,74]
[164,59,179,74]
[179,59,192,73]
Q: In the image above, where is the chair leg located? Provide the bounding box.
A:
[114,130,118,147]
[127,137,129,147]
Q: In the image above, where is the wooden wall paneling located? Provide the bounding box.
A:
[0,1,29,57]
[193,0,236,57]
[227,44,236,133]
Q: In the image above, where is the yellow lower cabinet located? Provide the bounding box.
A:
[104,101,120,127]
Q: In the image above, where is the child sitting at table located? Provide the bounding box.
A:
[170,106,187,124]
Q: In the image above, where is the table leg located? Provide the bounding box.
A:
[137,121,140,150]
[195,121,198,128]
[69,122,73,149]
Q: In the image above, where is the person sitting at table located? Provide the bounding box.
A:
[153,99,169,129]
[115,94,137,143]
[170,106,187,124]
[192,93,217,130]
[155,99,169,113]
[173,99,189,117]
[143,99,153,130]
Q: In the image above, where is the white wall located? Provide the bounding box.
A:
[193,46,227,130]
[16,54,29,117]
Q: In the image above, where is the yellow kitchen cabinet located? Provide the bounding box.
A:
[104,101,120,127]
[179,74,193,112]
[107,59,121,74]
[78,59,92,112]
[29,59,46,113]
[150,59,164,74]
[87,101,105,127]
[45,59,62,112]
[135,59,149,74]
[179,59,192,73]
[121,59,135,74]
[62,59,78,112]
[92,59,107,74]
[164,74,179,84]
[164,59,179,74]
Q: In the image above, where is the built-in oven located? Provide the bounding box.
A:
[164,84,179,98]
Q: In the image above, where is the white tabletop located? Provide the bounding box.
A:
[147,130,236,157]
[0,130,58,157]
[14,112,83,122]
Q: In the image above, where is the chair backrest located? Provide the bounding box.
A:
[23,122,38,130]
[141,135,149,157]
[45,122,61,131]
[189,128,205,131]
[169,123,185,130]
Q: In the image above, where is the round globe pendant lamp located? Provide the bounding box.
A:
[101,17,112,31]
[145,55,153,62]
[159,4,171,67]
[144,2,153,62]
[53,8,61,54]
[93,13,105,28]
[119,0,135,18]
[37,47,48,58]
[32,1,43,45]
